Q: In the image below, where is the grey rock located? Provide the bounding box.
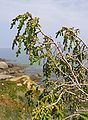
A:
[0,74,13,80]
[0,62,8,69]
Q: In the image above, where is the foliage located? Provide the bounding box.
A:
[11,12,88,120]
[79,112,88,120]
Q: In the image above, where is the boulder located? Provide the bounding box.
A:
[0,75,13,80]
[0,62,8,69]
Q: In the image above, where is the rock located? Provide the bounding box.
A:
[0,75,13,80]
[0,58,26,79]
[9,75,36,89]
[0,58,6,62]
[30,74,42,82]
[8,63,14,68]
[0,62,8,69]
[18,70,23,73]
[8,70,15,75]
[17,83,22,86]
[0,71,7,75]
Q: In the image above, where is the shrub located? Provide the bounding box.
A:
[11,12,88,120]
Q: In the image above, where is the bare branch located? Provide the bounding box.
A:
[63,113,79,120]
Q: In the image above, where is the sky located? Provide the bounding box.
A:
[0,0,88,48]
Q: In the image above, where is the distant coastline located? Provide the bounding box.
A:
[0,48,43,77]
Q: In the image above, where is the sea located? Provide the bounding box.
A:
[0,48,43,76]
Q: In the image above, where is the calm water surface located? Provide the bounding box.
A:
[0,48,43,75]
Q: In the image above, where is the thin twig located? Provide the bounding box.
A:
[46,91,65,108]
[63,113,79,120]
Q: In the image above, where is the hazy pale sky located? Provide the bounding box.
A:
[0,0,88,48]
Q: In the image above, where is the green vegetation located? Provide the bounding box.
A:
[0,80,30,120]
[10,12,88,120]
